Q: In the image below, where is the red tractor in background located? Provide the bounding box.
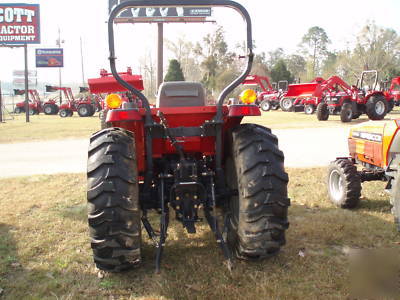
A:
[383,76,400,105]
[86,0,289,273]
[13,89,59,115]
[87,67,144,128]
[46,85,97,117]
[316,70,392,122]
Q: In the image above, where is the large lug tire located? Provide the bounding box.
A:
[366,95,388,120]
[77,104,91,117]
[87,128,141,272]
[340,103,353,123]
[43,104,54,115]
[14,107,23,114]
[327,159,361,208]
[390,170,400,231]
[225,124,290,260]
[280,97,293,112]
[59,109,68,118]
[304,104,315,115]
[260,100,271,111]
[316,102,329,121]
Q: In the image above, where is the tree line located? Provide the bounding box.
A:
[139,21,400,100]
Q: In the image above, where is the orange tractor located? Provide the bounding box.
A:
[327,120,400,230]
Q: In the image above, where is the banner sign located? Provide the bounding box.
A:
[109,1,211,22]
[13,70,37,77]
[12,78,36,86]
[0,4,40,44]
[35,48,64,67]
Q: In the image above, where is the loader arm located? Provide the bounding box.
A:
[312,76,352,98]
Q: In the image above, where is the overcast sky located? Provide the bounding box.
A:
[1,0,399,86]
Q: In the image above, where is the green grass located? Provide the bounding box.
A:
[0,114,100,143]
[0,169,399,299]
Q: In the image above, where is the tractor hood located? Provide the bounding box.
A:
[349,120,400,167]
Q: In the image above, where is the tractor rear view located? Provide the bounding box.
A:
[87,0,290,273]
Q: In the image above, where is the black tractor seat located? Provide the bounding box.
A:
[156,81,206,108]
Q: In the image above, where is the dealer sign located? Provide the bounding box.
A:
[0,4,40,44]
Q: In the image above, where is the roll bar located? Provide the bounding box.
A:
[108,0,253,121]
[359,70,378,90]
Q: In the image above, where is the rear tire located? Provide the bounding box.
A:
[225,124,290,260]
[87,128,141,272]
[366,95,388,120]
[327,159,361,208]
[340,103,353,122]
[280,97,293,112]
[78,104,91,117]
[260,100,271,111]
[316,102,329,121]
[43,104,54,115]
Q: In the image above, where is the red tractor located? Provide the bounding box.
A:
[86,0,289,273]
[88,67,145,128]
[46,85,97,117]
[13,89,59,115]
[316,70,392,122]
[383,76,400,105]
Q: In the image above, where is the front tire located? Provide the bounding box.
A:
[304,104,315,115]
[78,104,91,117]
[366,95,388,120]
[280,97,293,112]
[225,124,290,260]
[59,109,68,118]
[316,102,329,121]
[327,159,361,208]
[14,107,23,114]
[87,128,141,272]
[340,103,353,122]
[260,100,271,111]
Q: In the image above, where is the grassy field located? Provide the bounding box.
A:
[0,114,100,143]
[0,168,399,299]
[2,109,400,144]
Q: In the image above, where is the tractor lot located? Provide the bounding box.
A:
[0,111,399,299]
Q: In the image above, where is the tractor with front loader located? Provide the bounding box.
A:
[14,89,59,115]
[317,70,393,122]
[327,120,400,230]
[87,67,144,129]
[86,0,290,273]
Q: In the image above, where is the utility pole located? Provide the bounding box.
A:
[80,37,85,86]
[157,23,163,89]
[56,28,64,104]
[24,43,30,122]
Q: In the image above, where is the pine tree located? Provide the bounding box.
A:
[164,59,185,82]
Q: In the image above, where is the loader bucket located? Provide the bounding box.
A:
[88,74,144,93]
[285,83,319,98]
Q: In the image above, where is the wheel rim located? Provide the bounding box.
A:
[282,99,292,109]
[306,106,313,114]
[80,107,88,115]
[44,106,52,114]
[261,102,269,110]
[60,110,67,117]
[329,170,344,203]
[375,101,385,115]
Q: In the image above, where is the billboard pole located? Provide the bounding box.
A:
[24,43,30,123]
